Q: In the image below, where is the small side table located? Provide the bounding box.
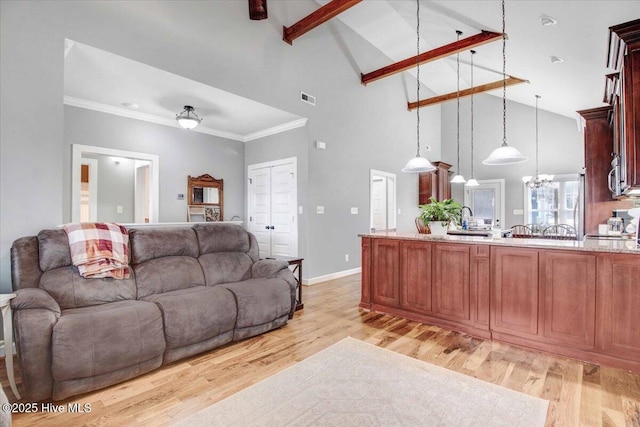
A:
[267,256,304,312]
[0,294,20,400]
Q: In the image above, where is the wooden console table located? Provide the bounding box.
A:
[267,256,304,312]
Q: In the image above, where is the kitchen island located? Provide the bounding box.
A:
[360,232,640,372]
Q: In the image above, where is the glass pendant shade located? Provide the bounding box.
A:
[176,105,202,129]
[483,143,527,165]
[482,0,527,167]
[465,178,480,187]
[402,156,435,173]
[451,174,466,183]
[402,0,434,174]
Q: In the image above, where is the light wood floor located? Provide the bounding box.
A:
[2,274,640,426]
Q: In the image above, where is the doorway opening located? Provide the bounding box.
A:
[370,169,397,232]
[463,179,505,229]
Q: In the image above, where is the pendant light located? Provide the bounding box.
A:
[482,0,527,166]
[523,95,554,188]
[402,0,435,173]
[176,105,202,130]
[451,30,466,184]
[466,50,479,187]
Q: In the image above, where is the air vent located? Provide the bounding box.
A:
[300,91,316,106]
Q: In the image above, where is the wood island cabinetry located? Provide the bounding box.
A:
[362,237,490,339]
[361,234,640,373]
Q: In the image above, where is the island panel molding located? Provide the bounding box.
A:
[360,233,640,373]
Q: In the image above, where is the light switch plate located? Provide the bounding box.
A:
[116,205,123,214]
[316,206,324,214]
[298,206,303,214]
[513,209,524,215]
[315,141,326,150]
[350,207,358,214]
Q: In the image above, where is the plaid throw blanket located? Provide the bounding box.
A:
[63,222,130,279]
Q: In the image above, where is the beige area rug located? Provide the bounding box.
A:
[177,337,549,426]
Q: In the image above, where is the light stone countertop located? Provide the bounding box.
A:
[359,231,640,255]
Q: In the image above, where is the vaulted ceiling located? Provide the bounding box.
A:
[64,0,640,139]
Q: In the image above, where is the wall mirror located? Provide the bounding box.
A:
[71,144,160,223]
[187,174,224,222]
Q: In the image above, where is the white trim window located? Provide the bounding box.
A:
[524,174,579,230]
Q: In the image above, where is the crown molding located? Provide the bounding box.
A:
[243,118,308,142]
[64,96,246,142]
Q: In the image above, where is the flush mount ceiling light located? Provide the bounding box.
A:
[402,0,435,174]
[483,0,528,166]
[451,30,466,184]
[540,16,557,27]
[550,55,564,64]
[466,50,479,187]
[176,105,202,130]
[523,95,554,188]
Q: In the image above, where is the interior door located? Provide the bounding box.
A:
[248,158,298,258]
[248,167,272,256]
[270,163,297,257]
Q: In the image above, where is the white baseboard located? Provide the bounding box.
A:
[302,267,361,286]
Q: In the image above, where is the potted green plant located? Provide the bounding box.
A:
[418,197,462,236]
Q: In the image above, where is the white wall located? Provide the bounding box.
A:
[0,1,443,287]
[441,93,583,227]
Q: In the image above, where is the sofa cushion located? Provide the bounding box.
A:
[193,223,251,254]
[221,278,291,329]
[52,300,165,382]
[133,256,205,299]
[142,286,237,349]
[40,266,136,309]
[199,253,253,286]
[129,227,199,264]
[38,229,72,272]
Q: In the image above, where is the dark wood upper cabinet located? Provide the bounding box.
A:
[606,19,640,196]
[418,161,451,205]
[577,107,631,234]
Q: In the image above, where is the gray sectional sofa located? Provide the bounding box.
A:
[10,223,296,401]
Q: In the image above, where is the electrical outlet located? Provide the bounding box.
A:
[177,193,184,200]
[398,208,402,215]
[315,140,326,150]
[298,206,303,214]
[350,207,358,214]
[316,206,324,214]
[345,254,349,262]
[116,205,123,214]
[424,145,432,151]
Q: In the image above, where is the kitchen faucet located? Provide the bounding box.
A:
[461,206,473,218]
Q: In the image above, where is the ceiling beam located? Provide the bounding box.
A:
[361,31,503,86]
[283,0,362,45]
[407,76,529,110]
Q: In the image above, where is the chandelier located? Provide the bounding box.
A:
[523,95,554,188]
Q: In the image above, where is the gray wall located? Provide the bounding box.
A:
[441,93,583,228]
[0,0,444,287]
[83,154,136,223]
[63,106,245,224]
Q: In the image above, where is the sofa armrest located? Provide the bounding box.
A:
[11,288,61,316]
[275,269,297,318]
[11,288,60,401]
[251,259,289,279]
